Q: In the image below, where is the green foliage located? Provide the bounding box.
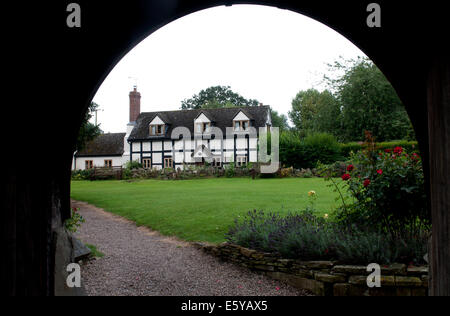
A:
[270,108,290,131]
[279,132,343,169]
[225,162,236,178]
[289,89,340,137]
[340,140,419,158]
[226,210,428,265]
[85,244,105,258]
[65,207,85,233]
[181,86,260,109]
[71,169,94,180]
[324,57,414,142]
[322,133,429,238]
[125,161,143,170]
[76,102,102,152]
[288,58,416,142]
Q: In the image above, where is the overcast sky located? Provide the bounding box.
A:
[93,5,367,133]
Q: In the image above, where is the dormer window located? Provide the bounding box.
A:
[233,120,250,132]
[150,124,164,136]
[233,111,251,132]
[194,113,212,134]
[149,116,165,136]
[196,122,211,133]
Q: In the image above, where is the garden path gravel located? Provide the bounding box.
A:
[72,200,311,296]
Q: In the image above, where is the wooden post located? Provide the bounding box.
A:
[427,57,450,296]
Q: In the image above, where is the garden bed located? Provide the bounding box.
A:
[195,242,429,296]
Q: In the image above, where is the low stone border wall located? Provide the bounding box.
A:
[194,242,429,296]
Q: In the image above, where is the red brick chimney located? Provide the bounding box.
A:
[129,86,141,122]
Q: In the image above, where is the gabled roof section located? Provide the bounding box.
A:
[233,110,252,121]
[194,111,214,122]
[128,106,271,141]
[149,115,166,125]
[75,133,126,157]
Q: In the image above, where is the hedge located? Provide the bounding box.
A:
[279,132,419,170]
[340,140,419,158]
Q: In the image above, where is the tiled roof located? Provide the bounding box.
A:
[75,133,125,157]
[129,106,270,141]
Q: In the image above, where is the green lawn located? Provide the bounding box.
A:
[71,178,343,243]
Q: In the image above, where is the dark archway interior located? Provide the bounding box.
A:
[3,0,449,295]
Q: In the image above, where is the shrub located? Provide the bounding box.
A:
[225,162,236,178]
[65,207,85,233]
[125,161,143,170]
[323,132,430,238]
[340,140,419,158]
[226,210,428,265]
[280,132,343,169]
[300,133,343,168]
[71,169,93,180]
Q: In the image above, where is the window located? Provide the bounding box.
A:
[104,160,112,168]
[142,158,152,169]
[150,124,164,136]
[164,158,173,169]
[213,157,222,168]
[196,122,211,133]
[236,156,247,167]
[85,160,93,169]
[234,120,250,132]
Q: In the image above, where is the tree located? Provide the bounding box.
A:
[325,57,414,142]
[181,86,260,109]
[76,102,102,152]
[270,109,290,131]
[289,89,339,137]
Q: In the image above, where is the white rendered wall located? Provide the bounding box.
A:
[164,141,173,150]
[153,141,162,151]
[143,142,151,152]
[74,156,123,170]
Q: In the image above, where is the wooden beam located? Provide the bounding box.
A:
[428,57,450,296]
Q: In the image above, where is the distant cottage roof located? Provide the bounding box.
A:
[128,106,271,141]
[75,133,126,157]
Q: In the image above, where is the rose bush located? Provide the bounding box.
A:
[323,132,430,238]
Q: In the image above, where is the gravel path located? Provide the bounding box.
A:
[72,200,311,296]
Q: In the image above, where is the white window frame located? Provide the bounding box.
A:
[236,156,247,167]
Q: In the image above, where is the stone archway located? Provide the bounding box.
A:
[3,0,449,295]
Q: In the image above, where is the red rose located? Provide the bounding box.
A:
[363,179,371,187]
[341,174,351,181]
[394,146,403,154]
[385,149,392,153]
[347,164,354,172]
[377,169,383,175]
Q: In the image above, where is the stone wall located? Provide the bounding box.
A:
[195,242,429,296]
